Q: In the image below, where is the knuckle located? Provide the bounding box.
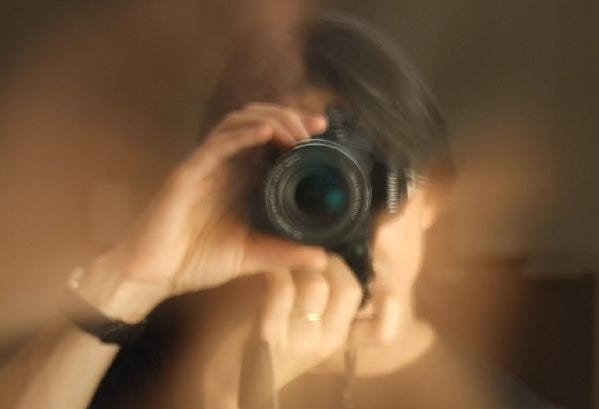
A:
[267,274,296,302]
[295,273,329,300]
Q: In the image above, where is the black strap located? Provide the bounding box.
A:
[59,288,147,347]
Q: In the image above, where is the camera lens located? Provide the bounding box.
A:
[294,166,349,223]
[262,139,372,246]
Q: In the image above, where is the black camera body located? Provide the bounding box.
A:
[253,108,406,294]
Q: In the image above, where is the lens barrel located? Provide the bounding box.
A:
[263,139,372,247]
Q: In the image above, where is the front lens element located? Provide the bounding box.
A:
[294,166,349,222]
[263,139,371,246]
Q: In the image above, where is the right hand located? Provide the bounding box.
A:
[86,103,329,316]
[163,255,363,409]
[260,255,363,387]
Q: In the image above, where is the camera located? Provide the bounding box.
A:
[253,107,406,294]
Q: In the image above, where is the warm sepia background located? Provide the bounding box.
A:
[0,1,597,408]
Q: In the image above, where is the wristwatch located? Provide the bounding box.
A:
[58,267,147,346]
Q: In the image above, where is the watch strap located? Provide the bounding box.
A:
[59,284,147,346]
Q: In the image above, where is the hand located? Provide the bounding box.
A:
[83,104,328,319]
[261,255,362,387]
[161,255,363,409]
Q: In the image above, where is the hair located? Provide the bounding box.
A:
[199,12,453,180]
[303,13,451,176]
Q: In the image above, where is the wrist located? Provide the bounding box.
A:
[72,254,168,323]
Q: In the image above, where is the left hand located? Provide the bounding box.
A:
[159,255,363,409]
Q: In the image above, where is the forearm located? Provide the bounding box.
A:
[0,255,166,409]
[1,319,120,409]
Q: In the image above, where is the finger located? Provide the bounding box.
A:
[304,114,328,135]
[260,269,295,346]
[350,288,402,347]
[178,106,327,188]
[211,110,296,146]
[291,270,329,316]
[241,231,327,275]
[175,124,273,187]
[246,103,310,141]
[245,103,328,140]
[287,269,330,353]
[320,255,362,354]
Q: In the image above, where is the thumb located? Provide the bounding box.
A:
[241,231,327,274]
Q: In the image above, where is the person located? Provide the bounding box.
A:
[109,13,557,409]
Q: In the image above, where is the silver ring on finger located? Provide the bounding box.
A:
[293,310,323,323]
